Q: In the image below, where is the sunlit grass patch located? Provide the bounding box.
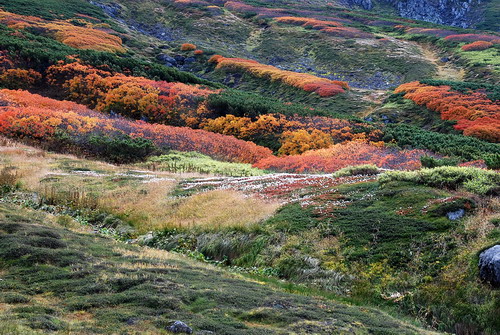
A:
[168,190,280,230]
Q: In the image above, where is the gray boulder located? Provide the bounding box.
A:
[167,321,193,334]
[479,245,500,287]
[157,54,177,66]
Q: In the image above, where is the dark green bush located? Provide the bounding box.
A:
[379,166,500,195]
[420,155,459,168]
[384,124,500,164]
[206,89,357,119]
[84,135,159,164]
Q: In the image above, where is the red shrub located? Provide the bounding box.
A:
[254,141,424,173]
[461,41,493,51]
[0,89,272,163]
[210,56,349,97]
[445,34,500,43]
[395,82,500,142]
[181,43,197,51]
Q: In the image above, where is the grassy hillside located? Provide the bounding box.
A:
[1,140,498,334]
[0,0,499,334]
[0,202,443,335]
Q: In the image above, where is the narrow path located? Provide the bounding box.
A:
[417,43,465,81]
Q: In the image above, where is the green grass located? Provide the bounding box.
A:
[0,0,108,21]
[149,178,499,334]
[379,166,500,195]
[136,151,266,176]
[0,203,436,335]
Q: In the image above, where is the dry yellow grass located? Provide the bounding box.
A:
[0,138,280,233]
[169,189,280,230]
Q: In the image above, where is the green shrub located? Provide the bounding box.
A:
[384,124,500,164]
[484,153,500,170]
[379,166,500,195]
[0,25,217,87]
[84,135,158,164]
[206,89,358,119]
[1,292,31,304]
[333,164,380,178]
[141,151,265,176]
[420,155,459,168]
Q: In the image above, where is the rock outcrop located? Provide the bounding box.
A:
[343,0,488,29]
[479,245,500,287]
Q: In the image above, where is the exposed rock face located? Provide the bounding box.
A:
[342,0,373,10]
[479,245,500,287]
[167,321,193,334]
[343,0,487,29]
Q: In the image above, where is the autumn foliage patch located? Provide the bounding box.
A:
[461,41,494,52]
[46,61,218,125]
[0,89,272,163]
[276,16,343,29]
[202,113,382,153]
[0,10,125,53]
[444,34,500,43]
[395,82,500,142]
[276,16,372,38]
[254,141,425,173]
[181,43,197,51]
[210,56,349,97]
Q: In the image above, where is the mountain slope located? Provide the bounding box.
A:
[0,202,440,335]
[342,0,498,31]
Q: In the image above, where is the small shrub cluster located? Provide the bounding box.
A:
[420,155,459,168]
[332,164,380,177]
[384,124,500,167]
[180,43,196,51]
[379,166,500,195]
[209,55,349,97]
[395,81,500,142]
[461,41,494,52]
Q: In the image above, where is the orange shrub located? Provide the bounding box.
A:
[461,41,493,51]
[181,43,197,51]
[210,56,349,97]
[46,61,218,124]
[0,89,272,163]
[208,54,224,63]
[395,82,500,142]
[278,129,332,155]
[276,16,373,38]
[0,10,125,53]
[276,16,343,29]
[47,23,125,53]
[254,141,424,173]
[0,69,41,89]
[201,113,382,154]
[194,49,204,55]
[321,26,372,38]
